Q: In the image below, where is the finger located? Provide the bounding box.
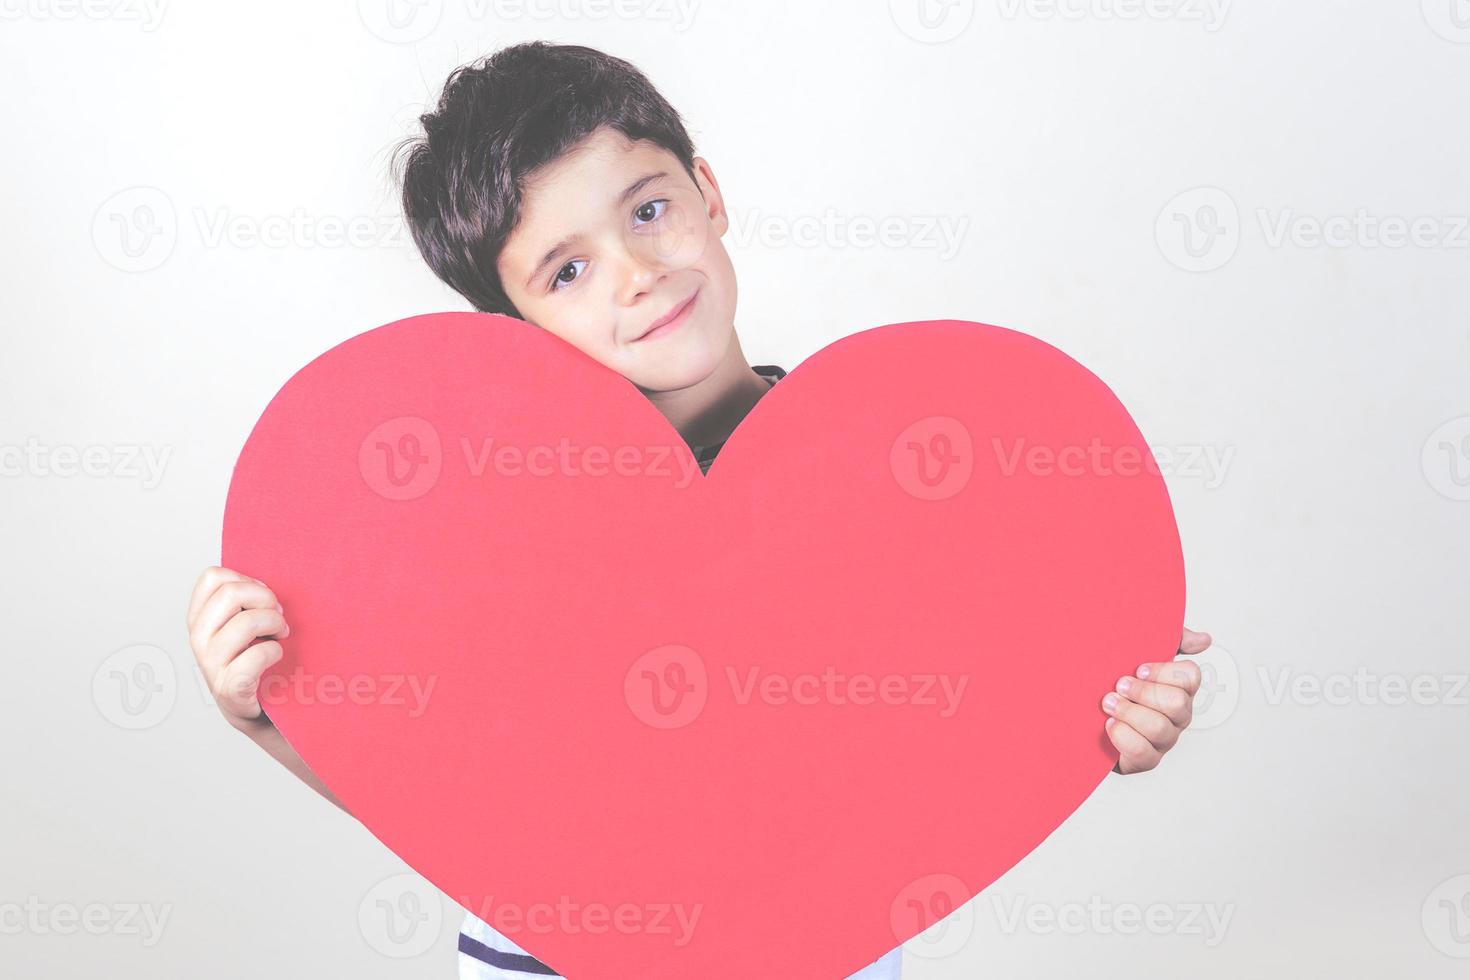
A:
[213,639,285,720]
[1114,676,1193,727]
[1105,717,1161,774]
[192,580,283,654]
[206,607,289,673]
[1102,692,1179,751]
[1135,657,1202,695]
[187,566,253,629]
[1178,627,1212,655]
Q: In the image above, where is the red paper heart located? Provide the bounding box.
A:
[223,314,1184,979]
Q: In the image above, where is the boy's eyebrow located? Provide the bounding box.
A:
[524,171,671,287]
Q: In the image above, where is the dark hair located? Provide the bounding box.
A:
[391,42,701,316]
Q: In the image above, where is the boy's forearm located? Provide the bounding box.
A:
[234,717,350,814]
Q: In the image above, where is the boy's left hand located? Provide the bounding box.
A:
[1103,628,1212,775]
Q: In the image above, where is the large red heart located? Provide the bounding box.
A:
[222,314,1183,979]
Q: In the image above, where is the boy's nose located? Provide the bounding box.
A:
[614,249,672,306]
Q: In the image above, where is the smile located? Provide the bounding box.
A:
[634,289,699,342]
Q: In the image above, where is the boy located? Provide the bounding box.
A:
[186,41,1211,978]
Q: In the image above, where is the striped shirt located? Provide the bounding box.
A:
[457,363,904,980]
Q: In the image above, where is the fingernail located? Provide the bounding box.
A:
[276,603,283,613]
[1137,664,1151,679]
[1117,677,1134,695]
[1103,693,1119,713]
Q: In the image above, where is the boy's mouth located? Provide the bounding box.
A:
[632,288,700,343]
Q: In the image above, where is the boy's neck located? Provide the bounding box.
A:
[640,330,773,451]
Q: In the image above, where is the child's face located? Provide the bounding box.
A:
[496,126,739,393]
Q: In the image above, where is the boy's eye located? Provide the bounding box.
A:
[634,199,669,224]
[550,259,587,292]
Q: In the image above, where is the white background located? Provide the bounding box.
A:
[3,1,1469,977]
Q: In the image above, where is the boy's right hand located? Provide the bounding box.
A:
[187,566,291,732]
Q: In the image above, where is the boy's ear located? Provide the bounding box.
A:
[691,155,729,236]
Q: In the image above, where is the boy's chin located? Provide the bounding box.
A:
[624,330,728,394]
